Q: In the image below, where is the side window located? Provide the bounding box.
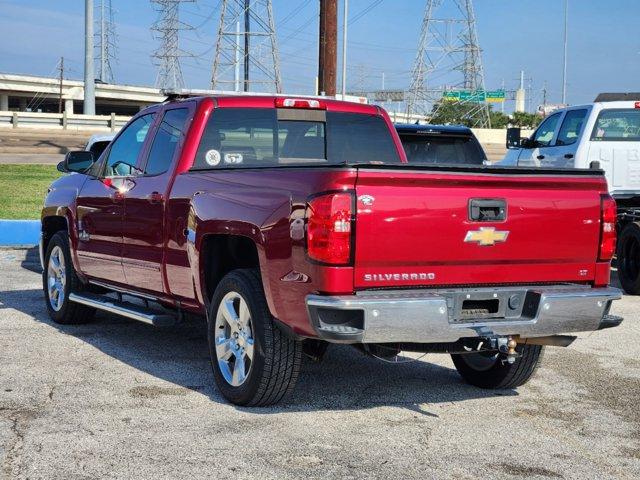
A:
[532,112,562,147]
[103,114,154,177]
[556,109,588,146]
[144,108,189,175]
[194,108,277,169]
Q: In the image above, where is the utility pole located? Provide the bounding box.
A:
[84,0,95,115]
[340,0,348,98]
[58,57,64,114]
[318,0,337,96]
[243,0,250,91]
[561,0,568,104]
[234,21,241,91]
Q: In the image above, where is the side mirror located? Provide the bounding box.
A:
[506,127,522,149]
[61,151,95,173]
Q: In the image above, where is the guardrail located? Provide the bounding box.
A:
[0,110,131,132]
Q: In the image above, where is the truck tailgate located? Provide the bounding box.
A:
[354,168,606,289]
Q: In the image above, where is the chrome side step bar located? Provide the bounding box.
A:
[69,292,177,327]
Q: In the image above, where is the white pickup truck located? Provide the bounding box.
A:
[501,93,640,294]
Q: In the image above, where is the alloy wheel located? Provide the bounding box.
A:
[214,291,255,387]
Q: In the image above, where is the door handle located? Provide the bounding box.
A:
[147,191,164,204]
[564,153,574,159]
[536,155,545,160]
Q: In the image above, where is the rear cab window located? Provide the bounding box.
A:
[398,131,486,166]
[192,107,400,169]
[591,108,640,141]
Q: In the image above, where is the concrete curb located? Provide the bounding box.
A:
[0,220,40,246]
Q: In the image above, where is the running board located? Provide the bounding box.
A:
[69,292,177,327]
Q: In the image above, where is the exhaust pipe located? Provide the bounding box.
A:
[516,335,577,347]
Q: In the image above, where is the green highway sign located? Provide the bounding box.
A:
[442,89,505,103]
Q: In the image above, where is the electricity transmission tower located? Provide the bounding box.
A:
[211,0,282,93]
[407,0,491,127]
[95,0,117,83]
[151,0,194,91]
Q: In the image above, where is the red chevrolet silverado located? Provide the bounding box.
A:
[40,94,622,406]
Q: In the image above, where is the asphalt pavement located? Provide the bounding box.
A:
[0,247,638,479]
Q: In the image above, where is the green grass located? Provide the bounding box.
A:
[0,164,62,219]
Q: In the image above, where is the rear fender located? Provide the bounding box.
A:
[188,190,291,318]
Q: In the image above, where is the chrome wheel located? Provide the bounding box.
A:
[47,245,66,312]
[214,291,255,387]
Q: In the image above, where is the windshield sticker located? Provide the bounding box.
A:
[224,153,243,164]
[205,149,221,166]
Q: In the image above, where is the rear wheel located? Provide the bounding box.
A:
[451,344,543,389]
[617,222,640,295]
[207,269,302,406]
[43,232,95,324]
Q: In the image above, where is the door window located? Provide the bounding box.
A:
[556,109,587,146]
[103,114,155,177]
[144,108,189,175]
[532,112,562,147]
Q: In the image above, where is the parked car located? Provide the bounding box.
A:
[84,133,115,159]
[501,94,640,294]
[395,123,487,165]
[41,94,622,406]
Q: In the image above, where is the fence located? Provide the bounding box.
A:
[0,110,131,132]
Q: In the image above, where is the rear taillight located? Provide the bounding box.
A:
[634,101,640,109]
[306,192,353,265]
[599,194,617,261]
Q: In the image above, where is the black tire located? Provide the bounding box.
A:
[207,269,302,406]
[451,344,543,389]
[617,222,640,295]
[42,231,95,324]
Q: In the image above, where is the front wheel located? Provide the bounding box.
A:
[451,344,543,389]
[207,269,302,406]
[43,231,95,324]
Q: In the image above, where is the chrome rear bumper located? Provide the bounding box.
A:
[305,285,622,344]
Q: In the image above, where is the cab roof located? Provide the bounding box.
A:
[394,123,473,136]
[166,94,379,115]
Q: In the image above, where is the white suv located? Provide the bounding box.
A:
[502,95,640,197]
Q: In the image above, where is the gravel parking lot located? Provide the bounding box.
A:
[0,247,638,480]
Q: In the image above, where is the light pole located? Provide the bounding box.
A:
[340,0,348,98]
[561,0,568,105]
[84,0,95,115]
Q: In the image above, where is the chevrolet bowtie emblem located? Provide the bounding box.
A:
[464,227,509,246]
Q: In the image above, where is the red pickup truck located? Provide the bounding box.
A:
[41,94,622,406]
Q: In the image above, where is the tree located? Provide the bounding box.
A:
[511,111,542,129]
[489,109,510,129]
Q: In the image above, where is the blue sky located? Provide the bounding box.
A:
[0,0,638,111]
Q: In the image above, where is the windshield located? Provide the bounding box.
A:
[192,108,400,169]
[398,132,486,166]
[591,108,640,142]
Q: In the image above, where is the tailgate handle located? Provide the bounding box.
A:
[469,199,506,222]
